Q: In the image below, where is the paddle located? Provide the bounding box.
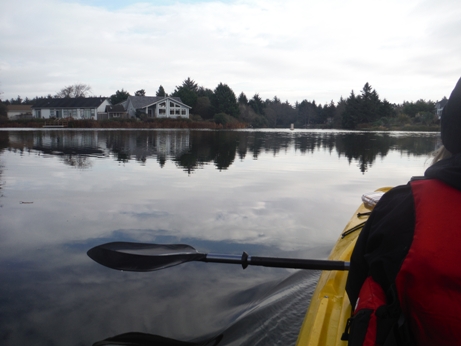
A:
[93,331,222,346]
[87,241,350,272]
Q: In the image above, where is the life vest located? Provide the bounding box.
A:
[345,179,461,346]
[396,179,461,346]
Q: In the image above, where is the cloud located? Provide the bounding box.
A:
[1,0,460,104]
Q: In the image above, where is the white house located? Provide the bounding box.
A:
[124,96,191,119]
[32,97,110,120]
[7,105,33,119]
[435,97,448,119]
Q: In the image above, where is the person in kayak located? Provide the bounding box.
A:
[345,77,461,346]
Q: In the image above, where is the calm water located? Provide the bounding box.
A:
[0,129,439,345]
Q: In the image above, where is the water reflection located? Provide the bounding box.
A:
[4,129,439,173]
[0,129,439,346]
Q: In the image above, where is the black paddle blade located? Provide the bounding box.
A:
[87,242,207,272]
[92,332,223,346]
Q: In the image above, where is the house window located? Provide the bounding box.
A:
[170,109,175,115]
[170,102,175,107]
[71,109,77,117]
[63,109,71,117]
[160,102,166,107]
[181,109,186,115]
[50,109,55,117]
[35,109,41,118]
[82,109,91,118]
[159,109,166,114]
[175,109,180,115]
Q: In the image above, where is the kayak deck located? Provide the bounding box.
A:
[296,188,391,346]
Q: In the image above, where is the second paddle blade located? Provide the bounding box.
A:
[87,242,207,272]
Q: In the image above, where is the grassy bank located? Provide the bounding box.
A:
[0,117,249,129]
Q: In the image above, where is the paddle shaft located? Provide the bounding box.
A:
[87,242,350,272]
[204,253,350,271]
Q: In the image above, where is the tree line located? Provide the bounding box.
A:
[1,80,443,129]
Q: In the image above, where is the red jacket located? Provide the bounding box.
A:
[346,170,461,345]
[396,179,461,345]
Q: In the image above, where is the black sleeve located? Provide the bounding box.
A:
[346,185,415,307]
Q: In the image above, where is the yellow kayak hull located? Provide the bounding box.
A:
[296,188,391,346]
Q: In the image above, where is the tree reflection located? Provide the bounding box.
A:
[0,132,8,199]
[60,155,93,169]
[3,130,439,174]
[336,133,391,173]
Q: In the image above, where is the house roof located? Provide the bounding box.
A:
[106,104,127,112]
[436,98,449,108]
[127,96,191,109]
[7,105,32,112]
[32,97,108,108]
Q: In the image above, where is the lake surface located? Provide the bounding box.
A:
[0,129,439,345]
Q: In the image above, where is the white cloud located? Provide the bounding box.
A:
[1,0,460,103]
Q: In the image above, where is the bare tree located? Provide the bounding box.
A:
[55,84,92,98]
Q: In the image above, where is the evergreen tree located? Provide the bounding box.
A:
[135,89,146,96]
[110,89,130,104]
[156,85,167,97]
[182,77,198,93]
[297,100,310,126]
[402,99,435,117]
[10,95,23,104]
[172,86,197,108]
[249,94,264,114]
[197,87,214,98]
[212,83,239,118]
[238,92,248,104]
[172,78,199,107]
[341,83,392,128]
[342,91,361,129]
[265,99,297,127]
[323,100,336,124]
[359,83,380,123]
[379,99,395,119]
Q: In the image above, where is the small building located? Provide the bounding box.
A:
[124,96,191,119]
[7,105,33,120]
[435,97,448,119]
[105,104,129,120]
[32,97,110,120]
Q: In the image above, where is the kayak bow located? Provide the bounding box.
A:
[296,187,391,346]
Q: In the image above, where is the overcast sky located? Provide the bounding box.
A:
[1,0,460,105]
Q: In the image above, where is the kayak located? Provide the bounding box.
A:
[295,187,391,346]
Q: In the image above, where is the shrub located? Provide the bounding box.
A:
[214,113,236,126]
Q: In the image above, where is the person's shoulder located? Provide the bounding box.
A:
[373,184,413,214]
[382,184,412,201]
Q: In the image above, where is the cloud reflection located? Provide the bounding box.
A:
[0,129,439,345]
[1,237,306,345]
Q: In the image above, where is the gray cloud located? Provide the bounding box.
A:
[1,0,460,104]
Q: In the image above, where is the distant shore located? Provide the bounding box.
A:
[0,118,245,130]
[0,118,440,132]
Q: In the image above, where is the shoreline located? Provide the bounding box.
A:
[0,118,440,132]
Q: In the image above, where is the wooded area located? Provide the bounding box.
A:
[1,79,443,130]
